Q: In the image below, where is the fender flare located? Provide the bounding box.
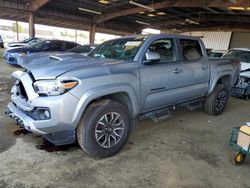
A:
[71,83,140,128]
[207,72,233,96]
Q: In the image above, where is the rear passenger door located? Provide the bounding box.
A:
[178,39,210,99]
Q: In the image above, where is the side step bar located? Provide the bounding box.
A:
[139,107,173,123]
[139,99,204,123]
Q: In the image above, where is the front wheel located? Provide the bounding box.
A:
[204,84,229,115]
[77,100,131,158]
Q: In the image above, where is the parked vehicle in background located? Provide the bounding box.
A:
[209,50,225,58]
[0,35,4,48]
[222,48,250,71]
[7,37,43,48]
[67,44,97,55]
[16,44,97,66]
[232,69,250,99]
[3,39,79,65]
[6,34,240,158]
[223,49,250,99]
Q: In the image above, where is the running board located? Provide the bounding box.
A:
[139,107,173,123]
[185,101,203,111]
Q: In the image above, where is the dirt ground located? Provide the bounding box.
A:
[0,51,250,188]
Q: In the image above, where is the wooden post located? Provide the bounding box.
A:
[89,23,96,44]
[29,12,35,37]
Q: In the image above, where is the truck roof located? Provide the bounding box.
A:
[122,34,202,41]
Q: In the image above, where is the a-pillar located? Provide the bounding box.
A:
[89,23,96,44]
[29,12,35,37]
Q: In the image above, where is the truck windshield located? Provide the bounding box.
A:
[88,37,146,60]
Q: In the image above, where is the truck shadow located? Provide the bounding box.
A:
[36,139,79,152]
[12,128,79,153]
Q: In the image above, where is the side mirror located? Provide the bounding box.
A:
[144,52,160,64]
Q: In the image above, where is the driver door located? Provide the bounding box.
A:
[140,38,185,112]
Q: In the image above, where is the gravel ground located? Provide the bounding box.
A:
[0,51,250,188]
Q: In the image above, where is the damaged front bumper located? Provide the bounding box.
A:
[5,70,80,145]
[232,76,250,98]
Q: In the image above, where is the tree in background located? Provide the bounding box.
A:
[12,22,24,33]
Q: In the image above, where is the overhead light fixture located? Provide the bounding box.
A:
[139,11,145,14]
[99,0,110,4]
[136,20,150,25]
[186,18,199,25]
[129,0,154,11]
[228,7,250,11]
[157,12,166,15]
[147,13,155,17]
[79,7,102,15]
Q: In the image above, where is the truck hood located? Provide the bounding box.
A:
[240,62,250,71]
[18,52,75,65]
[240,71,250,78]
[22,55,125,80]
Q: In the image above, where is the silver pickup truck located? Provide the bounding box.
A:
[5,34,240,158]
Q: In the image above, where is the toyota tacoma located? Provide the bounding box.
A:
[5,34,240,158]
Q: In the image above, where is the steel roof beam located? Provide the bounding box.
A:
[31,0,50,12]
[95,0,250,24]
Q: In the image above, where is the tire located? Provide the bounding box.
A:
[232,151,246,165]
[204,84,229,116]
[77,100,131,158]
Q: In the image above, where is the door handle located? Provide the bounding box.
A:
[202,65,208,70]
[173,68,182,74]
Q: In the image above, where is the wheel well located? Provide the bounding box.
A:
[87,92,134,115]
[217,75,232,86]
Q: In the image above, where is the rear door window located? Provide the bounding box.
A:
[180,39,203,61]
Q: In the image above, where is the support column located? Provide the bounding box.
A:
[75,29,77,43]
[89,23,96,44]
[29,12,35,37]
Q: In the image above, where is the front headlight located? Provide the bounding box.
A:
[33,80,78,96]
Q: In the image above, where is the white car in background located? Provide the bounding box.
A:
[223,48,250,98]
[222,48,250,70]
[209,50,226,58]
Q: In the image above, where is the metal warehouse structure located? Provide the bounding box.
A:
[1,0,250,43]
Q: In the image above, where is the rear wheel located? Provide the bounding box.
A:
[204,84,229,115]
[77,100,131,158]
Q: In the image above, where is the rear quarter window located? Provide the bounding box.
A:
[180,39,203,61]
